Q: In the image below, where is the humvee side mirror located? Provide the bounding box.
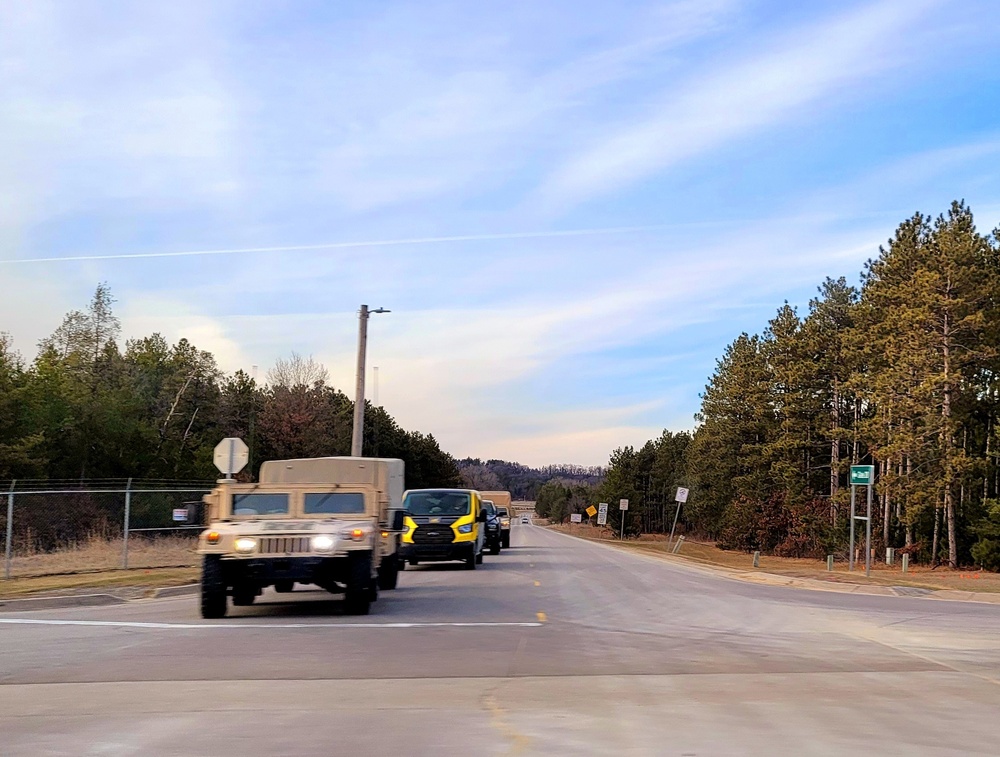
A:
[391,510,405,531]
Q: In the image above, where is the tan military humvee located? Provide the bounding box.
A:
[197,456,405,618]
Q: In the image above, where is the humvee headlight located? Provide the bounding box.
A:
[457,523,473,534]
[312,535,335,552]
[234,537,257,554]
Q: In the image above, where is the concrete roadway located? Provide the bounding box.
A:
[2,521,1000,756]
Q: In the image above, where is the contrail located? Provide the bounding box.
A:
[1,224,679,265]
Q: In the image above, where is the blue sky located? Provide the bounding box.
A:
[2,0,999,466]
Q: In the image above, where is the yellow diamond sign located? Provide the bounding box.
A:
[586,505,597,518]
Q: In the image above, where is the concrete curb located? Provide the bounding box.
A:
[0,593,128,613]
[148,584,200,599]
[0,583,201,612]
[545,527,1000,606]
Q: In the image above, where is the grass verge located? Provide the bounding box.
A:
[549,523,1000,594]
[0,567,199,599]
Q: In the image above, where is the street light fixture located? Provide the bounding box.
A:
[351,304,390,456]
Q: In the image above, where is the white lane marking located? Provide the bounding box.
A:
[0,619,543,630]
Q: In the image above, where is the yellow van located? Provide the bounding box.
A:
[400,488,487,569]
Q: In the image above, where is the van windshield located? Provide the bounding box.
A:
[404,491,472,516]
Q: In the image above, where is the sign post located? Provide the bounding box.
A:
[668,487,689,549]
[214,437,250,480]
[597,502,608,526]
[619,499,629,540]
[849,465,875,577]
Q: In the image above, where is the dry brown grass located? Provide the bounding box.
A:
[550,522,1000,594]
[7,535,198,578]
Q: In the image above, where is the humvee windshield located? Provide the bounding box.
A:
[232,492,289,516]
[304,492,365,514]
[404,491,471,516]
[497,507,509,517]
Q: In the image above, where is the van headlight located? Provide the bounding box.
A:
[312,535,336,553]
[457,523,473,534]
[234,537,257,554]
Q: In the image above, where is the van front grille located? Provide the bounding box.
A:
[412,526,455,545]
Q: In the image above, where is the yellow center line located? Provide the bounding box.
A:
[536,611,547,623]
[533,580,541,587]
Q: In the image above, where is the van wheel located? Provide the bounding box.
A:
[378,555,400,590]
[200,556,227,619]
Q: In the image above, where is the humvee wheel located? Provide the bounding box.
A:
[501,535,510,549]
[344,553,373,615]
[475,550,484,565]
[232,586,256,606]
[465,550,477,570]
[201,556,227,619]
[274,580,294,593]
[378,555,399,590]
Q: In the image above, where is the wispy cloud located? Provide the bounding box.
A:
[533,0,940,212]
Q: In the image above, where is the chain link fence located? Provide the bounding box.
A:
[1,480,213,579]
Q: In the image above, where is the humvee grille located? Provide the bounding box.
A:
[258,536,312,555]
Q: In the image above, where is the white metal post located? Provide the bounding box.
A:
[4,480,14,580]
[865,482,872,578]
[667,502,681,550]
[849,484,856,571]
[122,477,133,569]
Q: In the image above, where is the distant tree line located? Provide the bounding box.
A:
[594,202,1000,569]
[457,458,604,500]
[0,285,460,490]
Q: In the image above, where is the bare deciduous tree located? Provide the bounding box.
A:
[267,352,329,389]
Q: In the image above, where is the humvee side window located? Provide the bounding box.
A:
[232,492,289,516]
[304,492,365,514]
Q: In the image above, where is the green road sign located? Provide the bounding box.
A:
[850,465,875,486]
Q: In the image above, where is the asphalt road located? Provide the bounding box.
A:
[3,521,1000,756]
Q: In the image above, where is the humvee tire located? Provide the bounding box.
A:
[201,556,227,619]
[378,554,399,590]
[344,553,373,615]
[274,580,294,593]
[501,534,510,549]
[476,550,484,565]
[465,550,477,570]
[232,585,256,606]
